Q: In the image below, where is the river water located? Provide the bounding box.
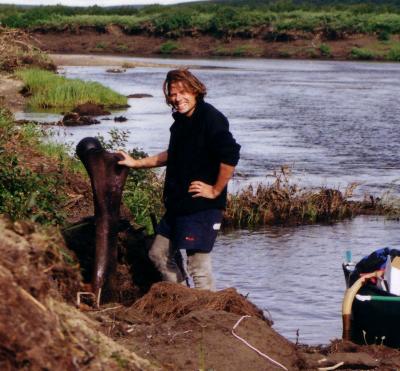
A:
[17,56,400,344]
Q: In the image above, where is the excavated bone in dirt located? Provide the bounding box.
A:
[76,137,129,305]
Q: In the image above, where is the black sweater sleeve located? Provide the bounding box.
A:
[208,110,241,167]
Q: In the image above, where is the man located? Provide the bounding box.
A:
[118,69,240,290]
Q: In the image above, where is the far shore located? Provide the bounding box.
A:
[50,53,234,70]
[50,53,183,68]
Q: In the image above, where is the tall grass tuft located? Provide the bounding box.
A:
[16,68,128,110]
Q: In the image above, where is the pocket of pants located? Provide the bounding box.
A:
[174,210,222,252]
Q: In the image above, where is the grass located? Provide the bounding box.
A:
[213,44,262,57]
[15,68,128,110]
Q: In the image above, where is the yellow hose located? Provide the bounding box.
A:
[342,270,384,340]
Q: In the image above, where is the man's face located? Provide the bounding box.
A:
[168,81,197,117]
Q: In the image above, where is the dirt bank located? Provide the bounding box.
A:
[33,29,400,61]
[3,211,400,370]
[0,74,25,112]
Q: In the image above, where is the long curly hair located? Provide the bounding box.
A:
[163,69,207,106]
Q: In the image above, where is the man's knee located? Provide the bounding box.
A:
[148,234,170,265]
[187,252,215,290]
[149,234,184,283]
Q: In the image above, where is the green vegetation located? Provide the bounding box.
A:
[319,43,331,57]
[350,47,376,60]
[95,42,107,49]
[16,68,127,110]
[378,30,391,41]
[387,46,400,60]
[213,44,262,56]
[159,41,180,54]
[2,2,400,40]
[0,108,163,230]
[0,108,67,224]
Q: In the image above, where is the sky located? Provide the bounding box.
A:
[0,0,203,5]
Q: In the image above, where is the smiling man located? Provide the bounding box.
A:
[118,69,240,290]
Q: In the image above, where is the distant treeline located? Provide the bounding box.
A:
[1,1,400,37]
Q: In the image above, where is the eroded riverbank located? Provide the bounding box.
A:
[32,29,400,62]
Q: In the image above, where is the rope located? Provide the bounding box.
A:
[318,361,345,371]
[231,315,289,371]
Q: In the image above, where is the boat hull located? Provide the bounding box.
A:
[350,285,400,347]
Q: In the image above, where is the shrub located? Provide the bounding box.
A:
[153,10,193,36]
[350,47,375,60]
[0,109,66,224]
[0,155,66,224]
[377,30,391,41]
[387,46,400,61]
[159,41,179,54]
[95,42,106,49]
[319,43,331,57]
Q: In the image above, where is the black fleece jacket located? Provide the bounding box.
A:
[163,100,241,216]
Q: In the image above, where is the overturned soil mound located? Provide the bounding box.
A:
[93,283,299,370]
[0,216,154,370]
[131,282,268,323]
[123,310,299,371]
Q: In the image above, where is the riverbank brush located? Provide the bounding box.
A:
[0,27,55,72]
[16,68,127,110]
[224,168,377,228]
[3,7,400,38]
[0,108,67,224]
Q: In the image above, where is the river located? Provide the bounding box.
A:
[17,56,400,344]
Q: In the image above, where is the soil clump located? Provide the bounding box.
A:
[72,102,111,116]
[127,93,154,98]
[60,111,100,126]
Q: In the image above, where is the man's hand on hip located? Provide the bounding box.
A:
[189,181,219,199]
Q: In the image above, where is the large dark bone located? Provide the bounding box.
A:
[76,137,129,305]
